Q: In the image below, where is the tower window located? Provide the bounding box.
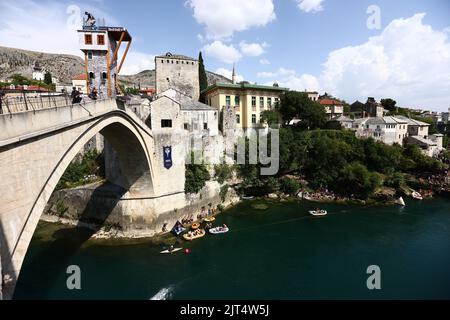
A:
[97,34,105,45]
[252,114,257,124]
[161,119,172,128]
[85,34,92,45]
[102,72,107,83]
[236,114,240,124]
[87,51,93,60]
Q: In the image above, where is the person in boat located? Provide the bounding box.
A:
[169,245,174,253]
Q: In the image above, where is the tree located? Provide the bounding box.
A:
[198,52,208,100]
[336,162,383,199]
[11,74,30,85]
[278,91,327,129]
[260,110,281,127]
[214,163,233,184]
[44,71,53,86]
[380,98,397,112]
[280,177,301,195]
[185,153,211,194]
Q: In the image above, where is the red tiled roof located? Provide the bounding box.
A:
[73,73,87,81]
[319,98,343,106]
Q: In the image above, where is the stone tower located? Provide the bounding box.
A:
[78,14,132,98]
[155,53,200,101]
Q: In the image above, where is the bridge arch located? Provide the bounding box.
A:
[1,110,156,299]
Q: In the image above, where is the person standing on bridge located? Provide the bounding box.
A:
[0,90,5,114]
[89,87,98,100]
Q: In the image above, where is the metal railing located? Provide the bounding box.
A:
[0,93,111,116]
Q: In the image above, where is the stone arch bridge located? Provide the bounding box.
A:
[0,98,187,299]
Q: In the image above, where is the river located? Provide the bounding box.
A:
[14,198,450,299]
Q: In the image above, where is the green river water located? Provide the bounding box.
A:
[14,198,450,299]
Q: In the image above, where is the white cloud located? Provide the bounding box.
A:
[215,67,244,83]
[260,59,271,65]
[186,0,276,39]
[320,13,450,110]
[258,68,320,91]
[0,1,156,76]
[203,41,242,64]
[0,1,82,56]
[119,52,155,75]
[239,41,267,57]
[296,0,325,13]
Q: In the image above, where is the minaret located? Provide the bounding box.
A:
[232,64,236,84]
[77,12,132,98]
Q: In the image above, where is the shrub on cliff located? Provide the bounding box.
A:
[185,156,210,194]
[280,177,301,195]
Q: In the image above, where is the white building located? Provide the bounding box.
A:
[72,74,88,94]
[353,116,409,145]
[331,115,354,129]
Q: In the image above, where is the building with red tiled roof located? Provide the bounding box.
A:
[318,97,344,119]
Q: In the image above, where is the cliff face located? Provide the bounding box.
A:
[0,46,84,84]
[0,46,232,87]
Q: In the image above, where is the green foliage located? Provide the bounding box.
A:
[6,74,53,90]
[56,150,104,190]
[220,184,229,202]
[125,87,140,95]
[185,153,211,194]
[214,163,233,184]
[266,177,280,192]
[198,52,208,98]
[56,201,68,217]
[403,144,445,173]
[380,98,397,111]
[278,91,327,129]
[280,177,301,195]
[336,163,383,199]
[44,71,53,85]
[384,172,406,190]
[260,110,281,127]
[362,138,403,174]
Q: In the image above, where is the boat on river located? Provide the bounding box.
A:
[209,226,229,235]
[396,197,406,206]
[160,248,183,254]
[412,191,423,200]
[204,216,216,222]
[183,229,206,241]
[191,222,201,230]
[309,209,328,216]
[242,196,254,200]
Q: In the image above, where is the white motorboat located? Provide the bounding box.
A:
[309,209,328,216]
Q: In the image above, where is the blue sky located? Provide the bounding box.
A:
[1,0,449,110]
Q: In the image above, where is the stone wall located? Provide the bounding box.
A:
[155,56,200,101]
[44,180,236,237]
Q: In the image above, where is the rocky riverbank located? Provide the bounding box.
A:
[41,182,241,240]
